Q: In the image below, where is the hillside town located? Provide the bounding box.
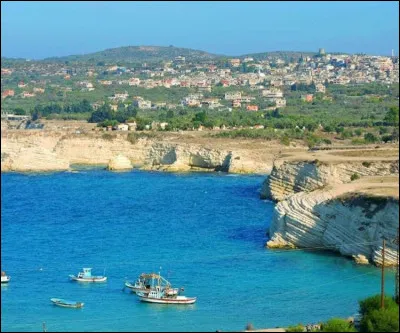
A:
[1,48,399,117]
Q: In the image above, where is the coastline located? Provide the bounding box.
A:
[2,126,399,267]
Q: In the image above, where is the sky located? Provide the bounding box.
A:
[1,1,399,59]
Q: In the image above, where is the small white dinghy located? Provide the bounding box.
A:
[69,268,107,283]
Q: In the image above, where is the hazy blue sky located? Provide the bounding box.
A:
[1,1,399,59]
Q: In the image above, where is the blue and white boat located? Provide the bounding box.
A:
[69,268,107,283]
[50,298,84,308]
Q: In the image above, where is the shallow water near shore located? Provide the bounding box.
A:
[1,170,395,332]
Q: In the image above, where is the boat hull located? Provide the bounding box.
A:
[138,295,196,304]
[1,276,10,284]
[70,275,107,283]
[124,282,178,296]
[124,282,150,294]
[50,298,84,308]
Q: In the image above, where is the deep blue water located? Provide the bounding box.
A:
[1,170,395,332]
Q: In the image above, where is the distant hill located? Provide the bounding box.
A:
[43,45,223,63]
[1,47,353,64]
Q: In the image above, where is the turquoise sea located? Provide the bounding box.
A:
[1,169,395,332]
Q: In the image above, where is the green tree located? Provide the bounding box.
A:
[88,104,113,123]
[135,117,151,131]
[193,111,207,124]
[166,110,175,119]
[31,105,43,121]
[13,108,26,115]
[384,106,399,125]
[126,105,138,118]
[364,132,378,143]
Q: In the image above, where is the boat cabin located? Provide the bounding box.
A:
[78,268,92,279]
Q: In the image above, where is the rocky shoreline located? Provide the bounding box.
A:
[2,128,399,266]
[1,130,277,174]
[262,151,399,266]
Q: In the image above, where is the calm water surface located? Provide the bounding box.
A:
[1,170,395,332]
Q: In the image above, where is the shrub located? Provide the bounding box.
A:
[322,138,332,145]
[355,129,363,136]
[362,162,372,168]
[127,132,138,144]
[359,294,399,332]
[350,173,360,181]
[381,135,393,143]
[359,294,398,316]
[364,132,378,143]
[245,322,254,331]
[98,120,118,128]
[101,133,114,141]
[280,135,291,146]
[320,318,356,332]
[360,307,399,332]
[351,138,366,145]
[13,108,26,115]
[126,132,158,144]
[379,127,388,135]
[305,134,321,148]
[341,130,354,139]
[286,324,305,332]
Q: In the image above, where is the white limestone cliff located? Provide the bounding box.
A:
[261,160,399,201]
[1,131,272,174]
[263,155,399,266]
[107,154,133,171]
[267,187,399,266]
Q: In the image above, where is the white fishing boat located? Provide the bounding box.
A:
[1,271,10,284]
[137,287,196,304]
[50,298,84,308]
[133,272,196,305]
[69,268,107,283]
[124,273,179,295]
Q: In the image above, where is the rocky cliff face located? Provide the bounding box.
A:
[263,156,399,266]
[1,131,272,174]
[267,189,399,266]
[143,142,231,172]
[261,160,399,201]
[107,154,133,171]
[1,132,70,172]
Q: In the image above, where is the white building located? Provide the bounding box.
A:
[224,91,242,100]
[261,88,283,99]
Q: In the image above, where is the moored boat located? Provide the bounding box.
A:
[137,288,196,304]
[1,271,11,284]
[69,268,107,283]
[50,298,84,308]
[132,272,196,305]
[125,273,179,295]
